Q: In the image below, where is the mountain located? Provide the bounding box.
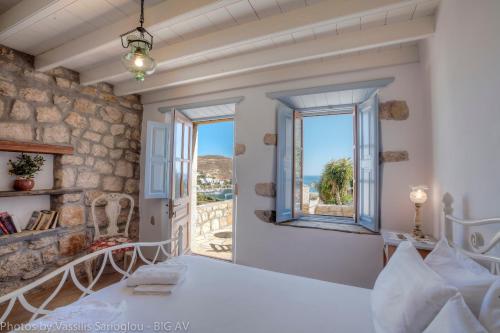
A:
[197,155,232,180]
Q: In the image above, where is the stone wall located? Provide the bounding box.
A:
[0,44,142,295]
[313,204,354,218]
[195,200,233,234]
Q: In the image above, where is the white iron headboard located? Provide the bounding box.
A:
[444,211,500,274]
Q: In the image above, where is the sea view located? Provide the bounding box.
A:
[303,175,320,193]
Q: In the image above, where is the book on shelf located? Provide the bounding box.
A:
[25,210,60,231]
[0,212,19,235]
[25,211,40,230]
[0,221,8,235]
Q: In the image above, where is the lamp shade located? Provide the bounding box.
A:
[410,186,428,204]
[121,38,156,81]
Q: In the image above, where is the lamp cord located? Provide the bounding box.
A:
[140,0,145,27]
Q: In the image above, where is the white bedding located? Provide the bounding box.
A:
[29,256,374,333]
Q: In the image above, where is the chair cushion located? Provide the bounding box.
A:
[88,236,133,254]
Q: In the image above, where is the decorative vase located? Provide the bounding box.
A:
[13,178,35,191]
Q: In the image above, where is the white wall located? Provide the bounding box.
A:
[140,60,433,288]
[0,152,53,230]
[420,0,500,237]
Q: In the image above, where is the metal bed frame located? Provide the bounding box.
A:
[0,227,184,323]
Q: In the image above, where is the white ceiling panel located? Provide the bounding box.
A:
[225,1,260,24]
[276,0,305,13]
[361,12,386,30]
[337,17,361,34]
[172,15,217,39]
[181,103,236,121]
[413,0,440,18]
[154,27,184,44]
[386,4,415,24]
[249,0,282,18]
[312,22,337,38]
[205,7,238,30]
[292,28,316,42]
[277,86,379,109]
[272,33,294,46]
[0,0,21,15]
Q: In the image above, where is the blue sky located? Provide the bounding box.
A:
[196,116,352,171]
[303,114,353,176]
[197,121,234,157]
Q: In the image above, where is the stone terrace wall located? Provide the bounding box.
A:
[195,200,233,234]
[0,45,142,295]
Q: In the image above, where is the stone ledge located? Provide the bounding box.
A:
[235,143,246,156]
[255,182,276,197]
[255,210,276,223]
[263,133,277,145]
[379,100,409,120]
[281,219,377,235]
[381,150,409,163]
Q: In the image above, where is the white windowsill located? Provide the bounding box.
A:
[280,219,377,235]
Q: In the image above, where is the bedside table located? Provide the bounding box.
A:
[381,229,437,266]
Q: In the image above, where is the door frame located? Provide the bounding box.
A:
[169,110,194,254]
[191,116,236,262]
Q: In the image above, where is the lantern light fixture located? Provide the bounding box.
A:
[120,0,156,82]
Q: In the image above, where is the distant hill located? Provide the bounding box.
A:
[197,155,232,180]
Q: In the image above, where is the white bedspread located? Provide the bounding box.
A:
[31,256,375,333]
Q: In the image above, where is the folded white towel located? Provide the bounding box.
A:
[126,263,187,287]
[133,284,177,295]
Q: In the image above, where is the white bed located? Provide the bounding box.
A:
[65,255,374,333]
[1,209,499,333]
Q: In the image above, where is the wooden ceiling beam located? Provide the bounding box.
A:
[34,0,235,72]
[80,0,404,85]
[115,17,434,96]
[141,45,420,104]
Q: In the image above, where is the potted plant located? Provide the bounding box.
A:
[8,153,45,191]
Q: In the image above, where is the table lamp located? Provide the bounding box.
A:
[410,185,428,239]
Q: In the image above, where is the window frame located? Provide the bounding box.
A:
[275,92,381,232]
[297,106,357,223]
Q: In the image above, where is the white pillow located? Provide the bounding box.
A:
[479,278,500,332]
[425,238,497,316]
[371,241,457,333]
[423,293,488,333]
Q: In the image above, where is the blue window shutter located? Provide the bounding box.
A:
[145,121,170,199]
[293,111,303,219]
[357,93,380,231]
[276,103,294,222]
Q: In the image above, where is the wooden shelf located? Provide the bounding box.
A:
[0,140,74,155]
[0,188,83,198]
[0,228,62,245]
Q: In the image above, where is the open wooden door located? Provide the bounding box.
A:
[169,110,193,254]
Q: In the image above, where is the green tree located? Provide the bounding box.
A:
[317,158,353,205]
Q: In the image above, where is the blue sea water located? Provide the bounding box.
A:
[204,188,233,200]
[303,175,320,193]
